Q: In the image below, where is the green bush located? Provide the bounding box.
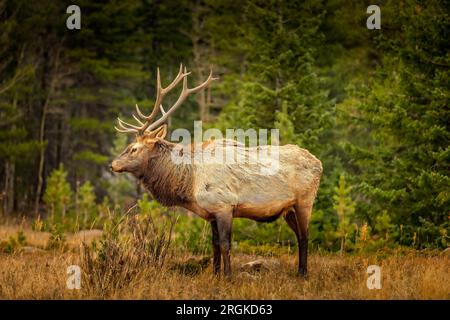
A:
[174,214,210,255]
[233,218,296,248]
[46,224,67,250]
[43,164,72,221]
[333,174,357,253]
[0,230,27,254]
[77,181,97,229]
[40,165,105,232]
[44,164,72,219]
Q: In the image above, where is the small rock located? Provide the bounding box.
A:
[239,259,280,273]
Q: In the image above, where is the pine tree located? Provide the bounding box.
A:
[43,164,73,220]
[63,0,148,186]
[212,0,335,218]
[78,181,96,228]
[333,174,356,253]
[343,1,449,248]
[0,0,39,214]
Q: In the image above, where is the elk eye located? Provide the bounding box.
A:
[130,147,137,153]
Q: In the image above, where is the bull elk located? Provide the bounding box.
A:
[110,64,322,277]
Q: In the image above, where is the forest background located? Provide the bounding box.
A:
[0,0,448,252]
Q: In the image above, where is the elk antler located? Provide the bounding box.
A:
[115,64,217,135]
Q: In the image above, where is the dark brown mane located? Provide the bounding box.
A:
[140,140,194,206]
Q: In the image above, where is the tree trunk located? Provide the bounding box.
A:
[34,46,62,215]
[3,95,18,216]
[3,161,15,216]
[189,0,211,123]
[34,95,49,215]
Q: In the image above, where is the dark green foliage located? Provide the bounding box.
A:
[1,0,448,250]
[77,181,97,228]
[233,218,296,248]
[174,213,211,255]
[340,0,449,248]
[43,164,72,220]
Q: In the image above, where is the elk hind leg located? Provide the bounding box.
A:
[211,220,221,275]
[215,213,233,278]
[294,203,312,277]
[284,209,303,275]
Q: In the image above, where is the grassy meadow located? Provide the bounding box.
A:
[0,222,448,300]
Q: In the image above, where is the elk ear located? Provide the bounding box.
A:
[142,125,168,146]
[153,124,168,139]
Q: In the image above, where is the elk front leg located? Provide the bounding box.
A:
[211,220,221,275]
[216,213,233,278]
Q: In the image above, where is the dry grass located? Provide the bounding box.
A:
[0,225,448,300]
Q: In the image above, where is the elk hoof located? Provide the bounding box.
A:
[298,270,308,278]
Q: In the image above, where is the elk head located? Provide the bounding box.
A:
[110,64,217,175]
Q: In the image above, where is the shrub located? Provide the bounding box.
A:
[46,224,67,250]
[333,174,357,253]
[77,181,97,228]
[0,230,27,254]
[43,164,72,221]
[81,209,176,295]
[174,214,210,255]
[233,218,296,248]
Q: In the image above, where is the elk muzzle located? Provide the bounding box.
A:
[110,160,125,173]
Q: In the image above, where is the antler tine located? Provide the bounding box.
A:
[132,113,144,126]
[187,68,218,94]
[135,64,192,134]
[137,64,186,121]
[114,125,138,133]
[114,65,216,136]
[146,67,217,131]
[159,104,166,115]
[135,104,146,119]
[162,64,189,94]
[117,117,142,130]
[115,114,140,133]
[183,66,188,91]
[143,66,162,122]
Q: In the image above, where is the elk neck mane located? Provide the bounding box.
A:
[139,140,194,207]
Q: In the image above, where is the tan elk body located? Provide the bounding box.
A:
[111,65,322,277]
